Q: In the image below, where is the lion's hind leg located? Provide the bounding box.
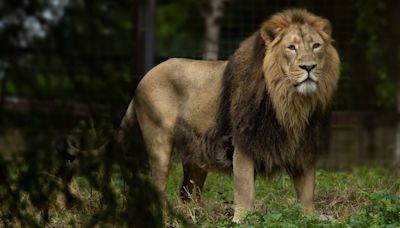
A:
[146,136,173,206]
[137,118,174,205]
[180,162,208,202]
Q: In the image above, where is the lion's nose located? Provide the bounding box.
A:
[299,64,317,73]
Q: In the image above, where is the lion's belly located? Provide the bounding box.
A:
[172,117,233,172]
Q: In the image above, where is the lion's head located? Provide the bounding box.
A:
[259,9,340,131]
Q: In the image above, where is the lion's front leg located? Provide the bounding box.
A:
[232,148,255,223]
[292,164,315,216]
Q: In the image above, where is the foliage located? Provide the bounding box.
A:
[2,0,399,109]
[349,0,399,110]
[155,0,203,59]
[1,0,133,106]
[0,115,163,227]
[0,0,69,48]
[347,192,400,227]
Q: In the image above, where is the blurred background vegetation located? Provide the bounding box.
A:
[0,0,399,226]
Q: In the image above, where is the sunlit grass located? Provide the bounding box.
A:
[164,163,400,227]
[36,161,400,227]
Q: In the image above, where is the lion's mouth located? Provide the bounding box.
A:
[294,76,317,87]
[294,76,318,94]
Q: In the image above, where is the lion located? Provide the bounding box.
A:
[71,9,340,222]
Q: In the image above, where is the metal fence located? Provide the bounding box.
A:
[1,0,399,169]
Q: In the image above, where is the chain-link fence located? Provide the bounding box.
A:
[0,0,399,225]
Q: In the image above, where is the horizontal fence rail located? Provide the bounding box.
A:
[1,96,399,122]
[0,96,124,118]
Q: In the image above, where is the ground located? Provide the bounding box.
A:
[164,162,400,227]
[47,160,400,227]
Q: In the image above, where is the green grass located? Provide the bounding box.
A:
[163,163,400,227]
[18,161,398,227]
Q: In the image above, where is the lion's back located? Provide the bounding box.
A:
[135,58,227,133]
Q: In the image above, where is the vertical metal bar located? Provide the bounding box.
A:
[143,0,155,73]
[132,0,155,88]
[133,0,144,83]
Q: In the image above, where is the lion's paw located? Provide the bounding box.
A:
[319,214,334,221]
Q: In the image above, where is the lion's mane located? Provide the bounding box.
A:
[175,9,339,176]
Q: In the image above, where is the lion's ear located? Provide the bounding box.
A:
[314,18,332,37]
[260,22,280,44]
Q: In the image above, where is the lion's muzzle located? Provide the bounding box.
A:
[294,75,318,94]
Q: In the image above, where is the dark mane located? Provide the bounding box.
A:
[215,32,327,175]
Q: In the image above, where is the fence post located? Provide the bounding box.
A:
[133,0,155,88]
[143,0,155,73]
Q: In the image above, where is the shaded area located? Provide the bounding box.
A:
[0,0,162,226]
[0,110,162,227]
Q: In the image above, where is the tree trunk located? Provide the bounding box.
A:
[201,0,227,60]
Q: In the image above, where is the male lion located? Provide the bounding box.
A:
[93,9,339,222]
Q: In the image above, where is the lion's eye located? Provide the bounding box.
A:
[288,45,296,50]
[313,43,321,49]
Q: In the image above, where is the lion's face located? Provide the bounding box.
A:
[259,9,340,131]
[279,24,326,95]
[260,10,339,99]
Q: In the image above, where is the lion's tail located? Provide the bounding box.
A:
[63,99,137,159]
[115,98,137,144]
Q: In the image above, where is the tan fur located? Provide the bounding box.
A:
[114,9,339,222]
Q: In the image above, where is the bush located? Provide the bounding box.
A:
[347,192,400,227]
